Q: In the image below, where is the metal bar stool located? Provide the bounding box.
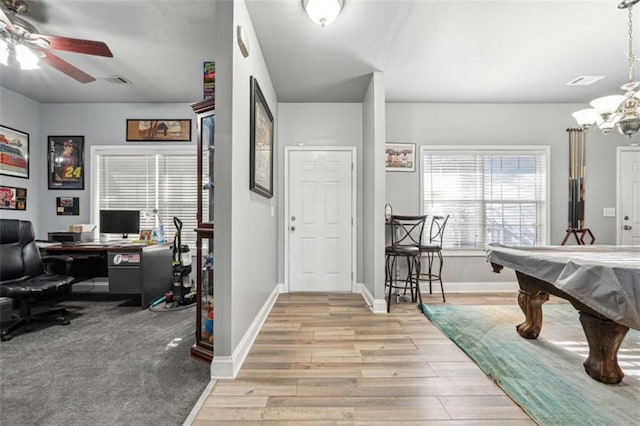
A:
[419,214,449,302]
[385,215,427,312]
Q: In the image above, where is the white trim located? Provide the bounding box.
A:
[616,146,640,244]
[283,146,357,293]
[358,283,387,313]
[182,379,216,426]
[437,281,518,293]
[211,283,281,379]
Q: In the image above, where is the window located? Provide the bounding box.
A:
[421,146,548,250]
[93,147,198,249]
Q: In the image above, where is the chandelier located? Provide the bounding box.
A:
[572,0,640,137]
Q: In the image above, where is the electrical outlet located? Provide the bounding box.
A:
[603,207,616,217]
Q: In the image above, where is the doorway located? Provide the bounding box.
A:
[618,146,640,245]
[284,147,356,292]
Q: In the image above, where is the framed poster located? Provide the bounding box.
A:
[126,119,191,142]
[385,143,416,172]
[0,125,29,179]
[203,61,215,99]
[48,136,85,189]
[249,76,274,198]
[0,185,27,210]
[56,197,80,215]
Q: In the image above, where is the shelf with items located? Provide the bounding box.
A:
[191,97,215,363]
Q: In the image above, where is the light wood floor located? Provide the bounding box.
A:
[191,292,537,425]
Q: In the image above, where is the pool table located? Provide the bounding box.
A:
[486,244,640,384]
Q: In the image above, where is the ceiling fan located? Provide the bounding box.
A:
[0,0,112,83]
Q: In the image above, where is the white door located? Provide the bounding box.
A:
[287,149,353,292]
[620,149,640,245]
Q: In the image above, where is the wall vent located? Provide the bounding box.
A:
[566,75,605,86]
[100,75,132,85]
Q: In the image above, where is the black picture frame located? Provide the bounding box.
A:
[126,119,192,142]
[0,125,29,179]
[47,136,85,190]
[249,76,274,198]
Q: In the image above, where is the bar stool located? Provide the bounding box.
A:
[419,214,449,302]
[385,215,427,313]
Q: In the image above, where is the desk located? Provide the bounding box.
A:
[40,242,173,308]
[486,244,640,384]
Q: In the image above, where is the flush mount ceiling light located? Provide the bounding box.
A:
[572,0,640,137]
[302,0,344,27]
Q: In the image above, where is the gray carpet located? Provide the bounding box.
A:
[0,295,210,426]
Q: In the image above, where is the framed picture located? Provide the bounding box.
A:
[126,119,191,142]
[0,125,29,179]
[56,197,80,215]
[0,185,27,210]
[48,136,85,190]
[385,142,416,172]
[249,76,274,198]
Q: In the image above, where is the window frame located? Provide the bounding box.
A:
[90,145,197,245]
[419,145,551,255]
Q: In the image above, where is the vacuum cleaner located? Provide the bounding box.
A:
[150,216,196,309]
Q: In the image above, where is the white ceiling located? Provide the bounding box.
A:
[0,0,634,105]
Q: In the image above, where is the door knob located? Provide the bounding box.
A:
[623,225,632,230]
[290,226,296,231]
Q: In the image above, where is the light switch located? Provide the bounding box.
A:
[271,206,275,218]
[603,207,616,217]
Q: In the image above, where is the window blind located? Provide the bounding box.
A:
[97,150,198,249]
[422,147,547,249]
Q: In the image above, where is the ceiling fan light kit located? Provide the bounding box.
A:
[572,0,640,137]
[0,0,112,82]
[302,0,344,27]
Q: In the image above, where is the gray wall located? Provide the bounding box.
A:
[0,88,42,230]
[277,103,363,284]
[214,0,279,358]
[362,73,387,301]
[386,103,633,286]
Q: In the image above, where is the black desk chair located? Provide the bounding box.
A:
[419,214,449,302]
[385,215,427,313]
[0,219,75,341]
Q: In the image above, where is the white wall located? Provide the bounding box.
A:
[0,88,42,229]
[277,103,363,283]
[386,103,633,287]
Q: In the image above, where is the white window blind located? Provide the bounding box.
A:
[96,149,198,249]
[422,147,548,249]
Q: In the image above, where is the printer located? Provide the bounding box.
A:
[49,224,96,243]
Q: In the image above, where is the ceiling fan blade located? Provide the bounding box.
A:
[0,7,16,32]
[39,49,96,83]
[37,34,113,57]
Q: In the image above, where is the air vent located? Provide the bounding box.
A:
[566,76,605,86]
[100,75,132,85]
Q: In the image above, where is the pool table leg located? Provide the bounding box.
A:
[579,312,629,384]
[516,287,549,339]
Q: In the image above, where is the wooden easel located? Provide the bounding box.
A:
[561,228,595,245]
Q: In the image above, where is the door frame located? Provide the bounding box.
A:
[284,146,357,293]
[616,146,640,244]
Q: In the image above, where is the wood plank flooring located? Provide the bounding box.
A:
[191,292,536,425]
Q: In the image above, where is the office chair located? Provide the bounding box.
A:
[0,219,75,341]
[419,214,449,302]
[385,215,427,313]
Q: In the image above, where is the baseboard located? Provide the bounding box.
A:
[211,283,281,379]
[182,379,216,426]
[432,281,518,293]
[358,283,387,313]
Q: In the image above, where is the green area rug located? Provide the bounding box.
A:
[422,303,640,426]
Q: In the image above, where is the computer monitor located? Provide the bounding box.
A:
[99,210,140,239]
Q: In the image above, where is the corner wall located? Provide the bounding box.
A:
[213,0,279,376]
[0,88,42,229]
